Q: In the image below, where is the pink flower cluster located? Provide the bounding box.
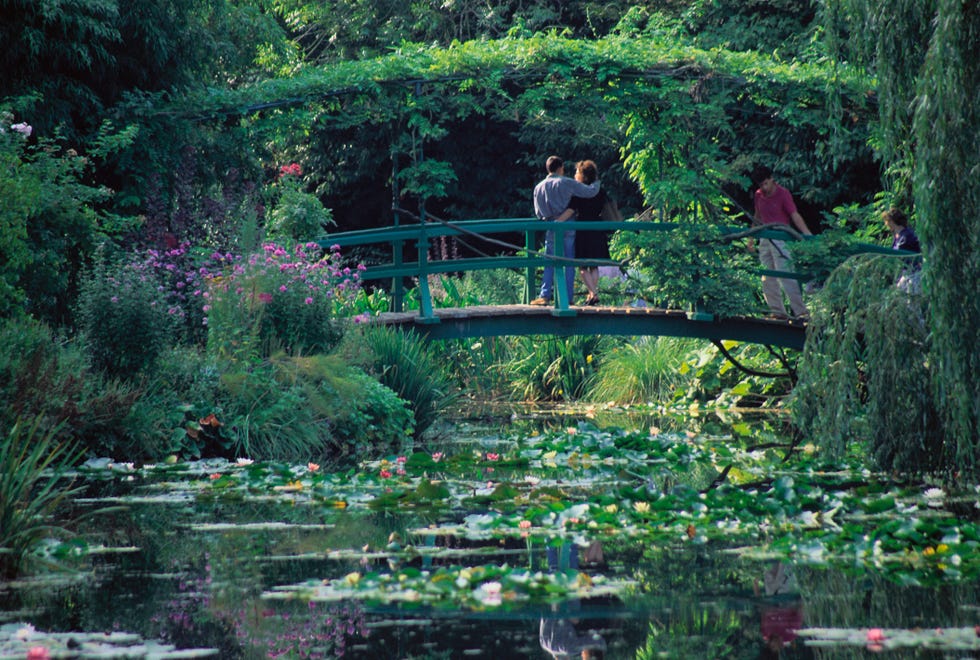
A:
[279,162,302,178]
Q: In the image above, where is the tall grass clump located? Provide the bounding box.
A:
[504,335,608,402]
[349,326,458,440]
[0,418,84,578]
[587,336,697,404]
[218,353,414,464]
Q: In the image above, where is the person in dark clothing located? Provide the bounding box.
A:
[883,207,921,253]
[557,160,610,305]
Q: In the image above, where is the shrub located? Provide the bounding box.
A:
[0,108,126,323]
[265,163,334,243]
[616,223,759,316]
[204,242,366,360]
[0,316,143,455]
[121,345,225,460]
[217,354,413,464]
[349,326,458,440]
[76,249,176,378]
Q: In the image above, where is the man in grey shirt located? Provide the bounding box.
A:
[530,155,600,305]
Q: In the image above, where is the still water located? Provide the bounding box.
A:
[2,411,979,659]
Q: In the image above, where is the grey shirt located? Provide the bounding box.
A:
[533,174,600,221]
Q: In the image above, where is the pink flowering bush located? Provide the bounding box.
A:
[205,242,366,358]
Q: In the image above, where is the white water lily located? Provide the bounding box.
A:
[14,624,36,640]
[475,581,502,606]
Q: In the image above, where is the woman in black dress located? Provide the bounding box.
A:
[566,160,610,305]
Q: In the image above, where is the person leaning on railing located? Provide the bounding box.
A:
[747,165,812,320]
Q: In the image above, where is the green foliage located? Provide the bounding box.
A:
[0,316,144,456]
[122,346,226,459]
[618,223,759,317]
[587,336,697,405]
[0,109,123,323]
[218,354,414,464]
[793,254,942,473]
[504,335,606,402]
[789,228,865,284]
[0,417,85,578]
[912,2,980,476]
[819,1,980,477]
[349,326,458,440]
[76,249,176,378]
[265,165,335,243]
[205,243,362,360]
[676,341,795,408]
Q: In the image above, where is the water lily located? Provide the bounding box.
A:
[209,473,222,480]
[307,462,320,472]
[14,624,36,640]
[634,501,650,513]
[26,648,50,660]
[236,457,254,466]
[486,452,499,461]
[380,469,392,479]
[519,520,532,529]
[432,452,444,462]
[475,581,503,606]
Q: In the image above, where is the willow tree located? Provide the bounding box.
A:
[913,2,980,474]
[797,1,980,476]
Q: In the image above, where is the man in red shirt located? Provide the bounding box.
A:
[750,166,812,319]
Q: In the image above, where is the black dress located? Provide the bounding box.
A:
[569,189,611,260]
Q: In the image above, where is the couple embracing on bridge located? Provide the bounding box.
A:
[530,155,618,307]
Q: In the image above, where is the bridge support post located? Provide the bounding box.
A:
[551,224,576,318]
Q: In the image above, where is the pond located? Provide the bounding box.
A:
[3,409,980,659]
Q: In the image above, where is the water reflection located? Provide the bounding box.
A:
[755,562,805,659]
[6,414,980,658]
[539,541,609,659]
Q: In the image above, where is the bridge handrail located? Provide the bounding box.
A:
[314,218,914,320]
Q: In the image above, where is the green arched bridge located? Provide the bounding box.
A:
[317,217,903,350]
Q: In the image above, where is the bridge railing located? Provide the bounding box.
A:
[314,218,909,322]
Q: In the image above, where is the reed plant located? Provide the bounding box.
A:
[504,335,607,402]
[587,336,698,404]
[0,417,84,578]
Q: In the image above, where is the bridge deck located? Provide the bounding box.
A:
[367,304,806,349]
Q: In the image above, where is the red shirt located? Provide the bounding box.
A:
[754,184,798,226]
